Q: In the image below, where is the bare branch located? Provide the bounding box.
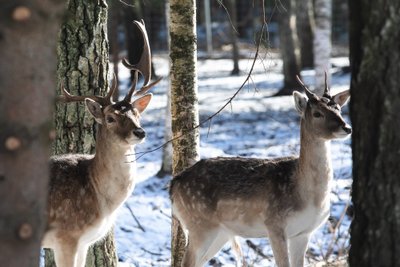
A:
[124,203,146,233]
[127,2,269,162]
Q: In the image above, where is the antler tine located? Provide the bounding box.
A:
[122,20,151,86]
[133,76,163,97]
[104,73,118,103]
[57,82,109,106]
[296,75,317,100]
[323,71,330,97]
[124,71,139,103]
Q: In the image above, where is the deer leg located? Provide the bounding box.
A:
[231,237,247,267]
[53,239,79,267]
[267,228,290,267]
[75,243,89,267]
[288,234,309,267]
[182,227,229,267]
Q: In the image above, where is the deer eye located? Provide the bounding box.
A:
[106,116,116,123]
[313,112,323,118]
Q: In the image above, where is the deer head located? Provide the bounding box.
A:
[58,20,161,146]
[293,74,352,140]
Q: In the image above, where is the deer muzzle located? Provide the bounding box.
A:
[133,128,146,139]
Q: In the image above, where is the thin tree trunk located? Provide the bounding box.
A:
[46,0,118,266]
[157,77,173,178]
[0,2,64,266]
[349,0,400,266]
[109,1,121,102]
[313,0,332,95]
[228,0,240,75]
[169,0,200,265]
[296,0,314,69]
[275,0,301,95]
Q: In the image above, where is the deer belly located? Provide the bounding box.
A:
[216,200,268,238]
[285,205,329,238]
[222,219,267,238]
[80,215,115,246]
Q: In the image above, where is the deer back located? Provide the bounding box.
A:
[170,156,303,225]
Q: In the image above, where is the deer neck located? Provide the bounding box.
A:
[91,125,136,215]
[297,121,333,208]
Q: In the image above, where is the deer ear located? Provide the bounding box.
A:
[293,91,308,116]
[132,93,152,113]
[85,98,103,124]
[333,90,350,107]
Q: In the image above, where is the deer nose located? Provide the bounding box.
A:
[133,128,146,139]
[343,124,352,134]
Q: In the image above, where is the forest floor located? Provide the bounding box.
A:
[111,52,352,267]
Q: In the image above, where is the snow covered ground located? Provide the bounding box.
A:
[112,53,352,267]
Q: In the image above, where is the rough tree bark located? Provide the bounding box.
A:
[313,0,331,95]
[169,0,200,266]
[45,0,118,266]
[0,1,64,266]
[275,0,301,95]
[296,0,314,69]
[349,0,400,266]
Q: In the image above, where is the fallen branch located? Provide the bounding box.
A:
[124,202,146,233]
[246,240,271,260]
[141,247,163,256]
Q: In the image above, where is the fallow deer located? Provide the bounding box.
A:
[169,76,352,267]
[41,21,160,267]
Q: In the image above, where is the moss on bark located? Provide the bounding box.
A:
[169,0,200,266]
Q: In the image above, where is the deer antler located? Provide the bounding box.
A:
[122,20,162,103]
[58,74,117,106]
[323,71,331,98]
[296,75,318,101]
[122,20,151,85]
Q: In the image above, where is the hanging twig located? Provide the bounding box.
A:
[128,24,267,162]
[124,203,146,233]
[125,1,269,162]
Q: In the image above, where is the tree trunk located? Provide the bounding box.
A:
[157,79,173,178]
[46,0,118,266]
[275,0,301,95]
[349,1,400,266]
[169,0,200,266]
[228,0,240,75]
[296,0,314,69]
[109,1,122,102]
[0,2,64,266]
[313,0,332,95]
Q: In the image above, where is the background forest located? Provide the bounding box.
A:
[0,0,399,267]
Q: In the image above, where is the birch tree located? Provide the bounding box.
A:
[169,0,200,265]
[313,0,331,95]
[45,0,117,266]
[0,1,64,266]
[349,0,400,266]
